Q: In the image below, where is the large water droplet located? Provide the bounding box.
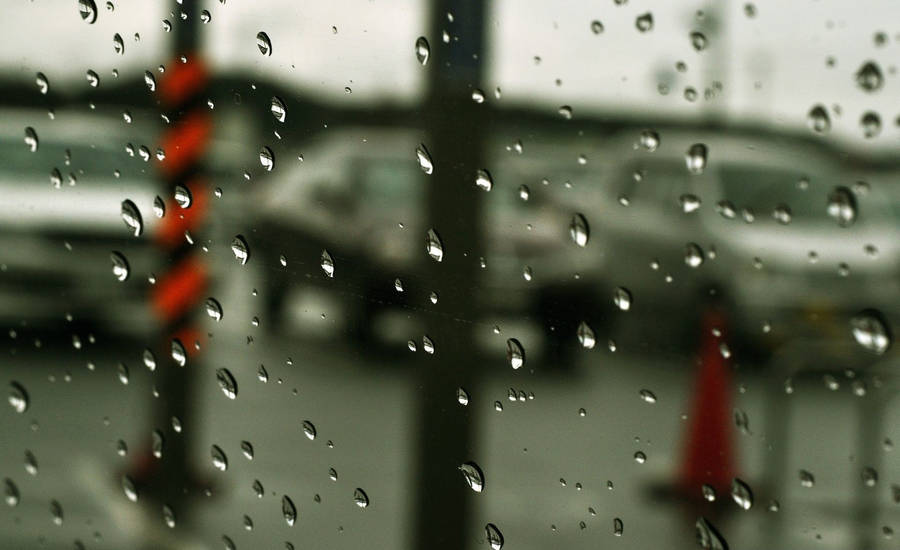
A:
[36,72,49,94]
[807,104,830,133]
[475,169,493,191]
[730,478,753,510]
[205,298,223,321]
[231,235,250,265]
[302,420,317,440]
[695,517,728,549]
[613,517,624,536]
[152,196,165,218]
[259,146,275,171]
[639,130,660,151]
[577,321,596,349]
[415,36,430,65]
[78,0,98,23]
[690,31,708,51]
[171,339,187,367]
[459,462,484,492]
[425,229,444,262]
[506,338,525,369]
[320,249,335,277]
[210,445,228,471]
[24,127,38,153]
[416,144,434,174]
[861,111,882,138]
[122,475,138,502]
[8,382,28,414]
[216,368,237,399]
[485,523,504,550]
[827,186,857,227]
[270,96,286,122]
[282,495,297,525]
[685,143,707,174]
[86,69,100,88]
[353,488,369,508]
[113,33,124,54]
[613,287,632,311]
[144,71,157,92]
[174,185,192,209]
[635,12,653,32]
[120,199,143,237]
[569,213,589,247]
[110,251,130,281]
[256,32,272,56]
[684,243,704,268]
[850,310,891,354]
[855,61,883,92]
[457,387,470,405]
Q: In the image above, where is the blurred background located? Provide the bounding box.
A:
[2,0,900,549]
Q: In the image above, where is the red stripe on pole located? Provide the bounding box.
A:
[155,178,209,249]
[158,111,213,179]
[151,256,208,323]
[159,57,209,107]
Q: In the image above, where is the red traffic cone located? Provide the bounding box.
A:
[678,307,736,499]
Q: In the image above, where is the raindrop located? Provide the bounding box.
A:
[734,408,750,434]
[850,310,890,354]
[24,127,38,152]
[456,387,469,405]
[320,250,335,277]
[485,523,504,550]
[772,204,792,225]
[730,478,753,510]
[590,20,604,34]
[120,200,143,237]
[684,243,704,268]
[425,229,444,262]
[162,505,176,528]
[110,251,130,281]
[861,466,878,487]
[475,169,493,191]
[200,9,211,23]
[634,451,647,464]
[577,322,596,349]
[282,495,297,525]
[86,70,100,88]
[635,12,653,32]
[231,235,250,265]
[122,475,138,502]
[680,194,701,213]
[210,445,228,471]
[50,499,63,525]
[36,72,49,94]
[506,338,525,369]
[685,143,707,174]
[613,517,624,536]
[471,89,485,103]
[558,105,573,119]
[302,420,316,440]
[117,363,129,385]
[855,61,883,92]
[205,298,223,321]
[416,144,434,174]
[569,213,589,247]
[144,71,157,92]
[422,335,435,354]
[256,32,272,56]
[827,186,856,227]
[174,185,192,209]
[24,451,38,475]
[518,185,530,201]
[695,517,728,550]
[216,368,237,399]
[639,130,659,151]
[861,111,881,138]
[459,462,484,492]
[171,339,186,367]
[702,484,716,502]
[8,382,28,413]
[153,196,165,218]
[142,349,156,371]
[799,469,815,488]
[639,389,656,403]
[271,96,286,122]
[78,0,98,23]
[353,488,369,508]
[690,31,707,51]
[3,479,19,507]
[113,33,124,54]
[613,287,632,311]
[807,104,830,133]
[415,36,430,65]
[259,146,275,171]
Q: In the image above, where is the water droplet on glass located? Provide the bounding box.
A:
[861,466,878,487]
[639,389,656,403]
[200,9,211,23]
[24,127,38,152]
[8,382,28,413]
[506,338,525,369]
[259,146,275,171]
[210,445,228,471]
[86,69,100,88]
[120,199,143,237]
[558,105,573,119]
[807,104,830,133]
[78,0,98,23]
[457,387,469,405]
[459,462,484,492]
[112,33,124,54]
[772,204,792,225]
[613,287,632,311]
[353,488,369,508]
[639,129,660,151]
[141,349,157,372]
[416,144,434,174]
[171,339,187,367]
[425,229,444,262]
[320,249,335,277]
[415,36,430,65]
[162,505,176,528]
[110,251,130,281]
[122,475,138,502]
[302,420,316,440]
[216,368,237,399]
[471,89,485,103]
[204,298,223,322]
[231,235,250,265]
[635,12,653,32]
[256,32,272,56]
[730,478,753,510]
[475,169,493,191]
[684,243,704,268]
[3,479,19,507]
[613,517,624,536]
[485,523,504,550]
[50,499,63,525]
[569,213,589,247]
[685,143,707,174]
[634,451,647,464]
[690,31,707,51]
[116,362,130,385]
[270,96,286,122]
[695,517,728,549]
[855,61,883,92]
[861,111,881,138]
[518,185,530,201]
[702,484,716,502]
[174,185,192,209]
[850,310,891,354]
[799,469,815,487]
[591,20,604,34]
[826,186,856,227]
[282,495,297,525]
[577,321,596,349]
[422,335,435,354]
[36,72,49,94]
